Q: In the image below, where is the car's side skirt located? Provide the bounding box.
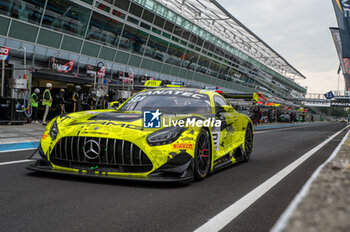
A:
[212,145,243,172]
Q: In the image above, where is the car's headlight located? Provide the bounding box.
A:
[49,120,59,140]
[147,127,187,146]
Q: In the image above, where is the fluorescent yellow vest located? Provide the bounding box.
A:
[42,89,52,107]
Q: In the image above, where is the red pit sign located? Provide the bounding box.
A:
[0,47,10,61]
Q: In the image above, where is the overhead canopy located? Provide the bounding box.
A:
[155,0,306,80]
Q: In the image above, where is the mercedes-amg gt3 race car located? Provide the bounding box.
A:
[27,88,253,182]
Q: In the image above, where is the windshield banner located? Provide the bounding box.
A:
[137,90,208,100]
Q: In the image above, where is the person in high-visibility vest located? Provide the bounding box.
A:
[42,83,53,125]
[30,88,40,123]
[72,85,81,112]
[301,111,306,122]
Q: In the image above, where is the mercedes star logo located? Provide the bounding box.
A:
[83,140,100,160]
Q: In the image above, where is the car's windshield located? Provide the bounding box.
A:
[119,90,211,114]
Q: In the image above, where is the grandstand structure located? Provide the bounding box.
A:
[0,0,306,102]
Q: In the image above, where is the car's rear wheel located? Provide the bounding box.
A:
[194,129,211,180]
[243,125,253,161]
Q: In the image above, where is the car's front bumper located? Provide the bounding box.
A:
[26,148,194,183]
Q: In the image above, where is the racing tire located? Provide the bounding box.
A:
[243,125,253,161]
[194,129,211,181]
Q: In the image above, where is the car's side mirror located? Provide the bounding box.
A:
[110,101,119,108]
[217,105,233,113]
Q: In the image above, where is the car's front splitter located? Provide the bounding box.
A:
[26,163,193,183]
[26,149,194,184]
[27,145,195,183]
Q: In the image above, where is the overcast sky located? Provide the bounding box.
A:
[219,0,341,94]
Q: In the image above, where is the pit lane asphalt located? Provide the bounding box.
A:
[0,123,348,232]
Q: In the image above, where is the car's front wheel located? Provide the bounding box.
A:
[194,129,211,180]
[243,125,253,161]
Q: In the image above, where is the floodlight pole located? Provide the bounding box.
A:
[93,72,97,91]
[337,72,340,96]
[1,60,4,97]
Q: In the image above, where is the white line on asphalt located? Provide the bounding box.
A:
[270,127,350,232]
[194,125,350,232]
[0,159,34,166]
[254,123,332,134]
[0,148,36,153]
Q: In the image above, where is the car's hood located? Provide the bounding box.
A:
[55,110,143,139]
[55,110,210,140]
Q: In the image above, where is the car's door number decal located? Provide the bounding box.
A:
[212,131,220,151]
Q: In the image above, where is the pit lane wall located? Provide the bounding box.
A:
[272,127,350,232]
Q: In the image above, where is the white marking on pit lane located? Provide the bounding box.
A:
[0,159,34,166]
[254,123,332,134]
[194,125,349,232]
[270,127,350,232]
[0,148,36,153]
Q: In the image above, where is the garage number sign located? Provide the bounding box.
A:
[144,80,162,87]
[0,47,10,61]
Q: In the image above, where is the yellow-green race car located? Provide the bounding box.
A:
[27,88,254,182]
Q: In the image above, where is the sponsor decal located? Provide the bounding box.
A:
[331,101,350,107]
[86,65,106,78]
[49,57,74,73]
[212,127,221,151]
[90,166,99,170]
[116,115,139,118]
[304,101,331,107]
[81,131,108,135]
[180,137,194,141]
[86,111,100,114]
[129,95,147,103]
[172,143,193,150]
[41,134,49,140]
[68,121,143,130]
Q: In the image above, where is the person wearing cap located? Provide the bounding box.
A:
[72,85,81,112]
[42,83,53,125]
[56,88,66,116]
[30,88,40,123]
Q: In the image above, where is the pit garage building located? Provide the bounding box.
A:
[0,0,306,102]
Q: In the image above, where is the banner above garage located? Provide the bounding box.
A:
[331,0,350,58]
